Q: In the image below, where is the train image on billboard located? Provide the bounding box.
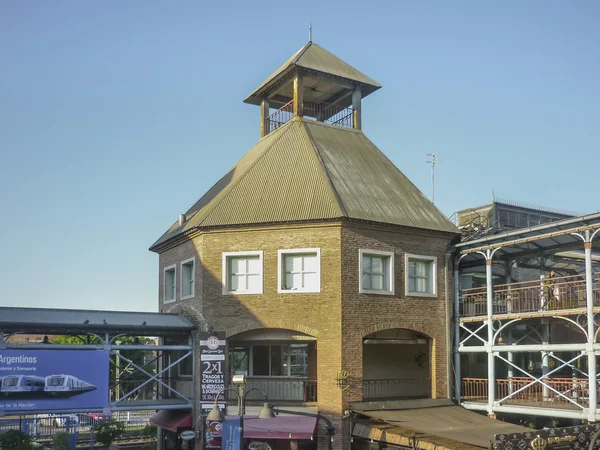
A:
[0,374,96,398]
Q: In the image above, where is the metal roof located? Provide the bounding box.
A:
[457,212,600,269]
[351,399,528,449]
[151,118,458,251]
[244,42,381,105]
[0,306,194,334]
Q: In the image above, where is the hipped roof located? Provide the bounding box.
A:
[244,41,381,105]
[150,118,457,252]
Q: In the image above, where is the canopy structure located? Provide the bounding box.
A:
[456,212,600,271]
[150,409,193,432]
[351,399,528,449]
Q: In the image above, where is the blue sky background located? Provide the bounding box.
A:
[1,1,598,311]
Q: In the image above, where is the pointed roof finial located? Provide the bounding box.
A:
[492,190,496,202]
[309,23,312,42]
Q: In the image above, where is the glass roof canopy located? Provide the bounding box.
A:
[456,212,600,272]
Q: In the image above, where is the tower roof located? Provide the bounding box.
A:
[244,42,382,106]
[150,119,457,251]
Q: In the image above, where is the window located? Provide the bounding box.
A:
[177,351,193,377]
[278,249,321,293]
[164,265,176,303]
[359,249,394,294]
[180,258,195,299]
[405,254,437,297]
[229,344,309,378]
[222,251,263,294]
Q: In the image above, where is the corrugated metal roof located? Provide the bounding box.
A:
[306,121,458,233]
[0,307,193,332]
[244,42,381,104]
[151,119,457,251]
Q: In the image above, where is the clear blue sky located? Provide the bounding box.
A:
[1,1,598,312]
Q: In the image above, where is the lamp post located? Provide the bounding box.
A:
[206,387,274,450]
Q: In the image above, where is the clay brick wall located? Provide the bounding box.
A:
[155,220,456,450]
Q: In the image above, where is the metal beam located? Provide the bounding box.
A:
[459,343,589,352]
[5,344,191,350]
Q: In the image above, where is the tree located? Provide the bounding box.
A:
[51,335,157,401]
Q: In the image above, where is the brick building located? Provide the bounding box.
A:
[150,41,460,449]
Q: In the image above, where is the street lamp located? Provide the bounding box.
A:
[206,387,274,450]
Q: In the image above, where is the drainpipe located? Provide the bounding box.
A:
[453,256,462,402]
[444,252,452,400]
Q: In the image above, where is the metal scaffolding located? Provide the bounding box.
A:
[454,213,600,422]
[0,308,194,415]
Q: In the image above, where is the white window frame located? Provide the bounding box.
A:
[222,251,264,295]
[277,248,321,294]
[163,264,177,304]
[405,253,438,297]
[180,257,195,300]
[358,249,395,295]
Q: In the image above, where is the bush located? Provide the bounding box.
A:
[92,420,125,448]
[52,431,70,450]
[0,430,34,450]
[141,425,157,437]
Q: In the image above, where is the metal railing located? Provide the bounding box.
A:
[462,377,596,408]
[0,411,156,445]
[362,378,431,400]
[460,273,600,317]
[268,100,294,133]
[266,99,355,133]
[227,379,317,402]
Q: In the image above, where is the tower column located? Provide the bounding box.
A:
[260,98,270,138]
[293,73,304,117]
[352,85,362,130]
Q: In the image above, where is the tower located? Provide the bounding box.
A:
[244,41,381,137]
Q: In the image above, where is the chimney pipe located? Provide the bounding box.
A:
[178,214,186,226]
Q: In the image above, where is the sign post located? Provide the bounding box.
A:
[199,332,227,449]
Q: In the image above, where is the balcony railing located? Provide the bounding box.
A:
[267,99,355,134]
[462,377,596,409]
[227,378,317,403]
[460,273,600,317]
[362,378,431,400]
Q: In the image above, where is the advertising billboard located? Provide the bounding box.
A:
[199,332,226,411]
[0,350,109,412]
[493,423,600,449]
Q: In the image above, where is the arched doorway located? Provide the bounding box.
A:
[362,329,431,400]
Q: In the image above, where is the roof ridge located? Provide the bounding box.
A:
[302,43,381,87]
[292,41,313,64]
[197,121,297,227]
[302,120,348,218]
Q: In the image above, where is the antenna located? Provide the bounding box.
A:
[425,153,439,204]
[309,23,312,42]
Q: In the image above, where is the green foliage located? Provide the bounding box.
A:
[52,431,70,450]
[141,425,157,437]
[0,430,34,450]
[51,335,155,384]
[93,420,125,448]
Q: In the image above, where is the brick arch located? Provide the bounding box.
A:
[360,321,435,340]
[226,320,319,338]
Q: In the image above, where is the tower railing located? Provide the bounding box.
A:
[268,100,294,133]
[266,99,355,134]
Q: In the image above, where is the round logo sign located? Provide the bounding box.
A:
[206,335,220,350]
[180,430,196,441]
